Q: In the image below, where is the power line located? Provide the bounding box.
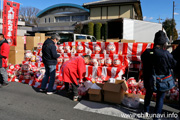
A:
[157,16,163,23]
[172,1,175,40]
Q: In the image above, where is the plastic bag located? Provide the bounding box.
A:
[122,94,140,109]
[84,81,93,90]
[90,83,101,89]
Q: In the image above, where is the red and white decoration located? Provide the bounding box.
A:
[3,0,20,46]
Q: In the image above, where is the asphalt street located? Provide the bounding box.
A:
[0,82,126,120]
[0,82,179,120]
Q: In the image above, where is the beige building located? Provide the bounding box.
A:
[83,0,142,20]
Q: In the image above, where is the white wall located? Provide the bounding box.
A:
[123,18,163,43]
[123,18,134,40]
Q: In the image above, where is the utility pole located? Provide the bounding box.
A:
[157,16,163,23]
[172,1,175,41]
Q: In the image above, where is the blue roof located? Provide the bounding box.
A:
[36,3,89,17]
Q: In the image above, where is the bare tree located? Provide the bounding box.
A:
[19,7,40,26]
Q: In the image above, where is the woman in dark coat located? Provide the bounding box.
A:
[141,30,177,119]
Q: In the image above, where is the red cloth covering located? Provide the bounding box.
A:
[60,56,86,85]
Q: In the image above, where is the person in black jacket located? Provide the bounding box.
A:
[40,33,60,95]
[141,30,177,119]
[171,44,180,112]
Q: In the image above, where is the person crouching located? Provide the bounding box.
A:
[60,55,91,101]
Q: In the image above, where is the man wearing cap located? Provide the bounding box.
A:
[141,30,176,119]
[40,33,61,95]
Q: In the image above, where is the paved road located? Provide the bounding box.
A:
[0,82,179,120]
[0,82,126,120]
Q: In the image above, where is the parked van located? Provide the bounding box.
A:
[57,32,96,44]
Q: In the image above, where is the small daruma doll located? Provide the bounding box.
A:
[91,57,98,66]
[37,43,43,51]
[105,57,112,67]
[9,65,15,72]
[94,45,101,54]
[31,55,36,62]
[77,45,84,53]
[25,50,33,61]
[98,57,104,66]
[64,45,71,53]
[113,58,121,67]
[106,43,116,54]
[57,56,64,65]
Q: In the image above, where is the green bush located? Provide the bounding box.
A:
[88,22,94,36]
[95,22,102,40]
[104,22,108,40]
[74,23,83,34]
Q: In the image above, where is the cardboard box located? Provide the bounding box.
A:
[103,80,128,104]
[35,33,45,43]
[106,39,120,42]
[120,39,135,43]
[76,39,91,42]
[88,89,102,102]
[45,36,51,40]
[26,36,40,50]
[124,93,145,99]
[8,50,24,64]
[10,36,24,50]
[88,83,104,102]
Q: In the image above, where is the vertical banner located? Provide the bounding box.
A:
[3,0,20,46]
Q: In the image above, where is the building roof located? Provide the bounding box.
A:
[83,0,140,6]
[83,0,143,20]
[36,3,89,17]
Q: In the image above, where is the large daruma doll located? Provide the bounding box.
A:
[64,45,71,53]
[105,57,112,67]
[77,45,84,53]
[91,57,98,66]
[106,43,116,54]
[113,58,121,67]
[98,57,104,66]
[94,45,101,54]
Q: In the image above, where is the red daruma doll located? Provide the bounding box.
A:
[64,45,71,53]
[106,43,116,54]
[113,58,121,67]
[57,44,64,53]
[57,56,64,65]
[94,45,101,54]
[98,57,104,66]
[105,57,112,67]
[77,45,84,53]
[91,57,98,66]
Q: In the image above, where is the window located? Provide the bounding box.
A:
[45,18,46,23]
[72,15,87,22]
[7,2,10,5]
[49,18,50,23]
[55,16,70,22]
[76,35,86,40]
[13,3,17,7]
